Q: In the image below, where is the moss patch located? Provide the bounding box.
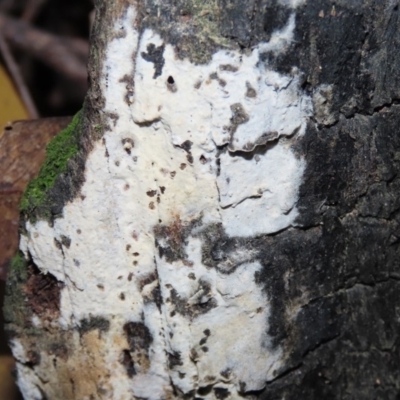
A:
[20,110,82,217]
[3,252,29,328]
[8,251,28,280]
[143,0,232,64]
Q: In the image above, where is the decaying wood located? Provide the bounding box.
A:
[4,1,400,399]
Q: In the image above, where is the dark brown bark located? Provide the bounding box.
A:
[4,1,400,399]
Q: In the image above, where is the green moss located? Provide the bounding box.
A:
[190,1,229,45]
[3,252,29,327]
[144,0,233,65]
[8,251,28,279]
[180,0,231,64]
[20,110,82,215]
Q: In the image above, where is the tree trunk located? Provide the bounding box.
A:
[4,0,400,399]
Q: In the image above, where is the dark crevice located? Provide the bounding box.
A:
[227,134,280,156]
[299,276,400,313]
[134,118,161,128]
[340,98,400,122]
[219,194,263,210]
[301,334,340,359]
[266,362,304,385]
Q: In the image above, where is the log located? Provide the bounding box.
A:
[4,1,400,399]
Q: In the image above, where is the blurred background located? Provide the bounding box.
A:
[0,0,92,397]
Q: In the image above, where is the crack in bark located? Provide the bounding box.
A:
[265,362,304,385]
[301,334,340,359]
[339,98,400,123]
[299,276,400,313]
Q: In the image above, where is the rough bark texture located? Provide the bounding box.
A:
[4,1,400,399]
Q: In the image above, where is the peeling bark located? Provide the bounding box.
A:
[4,1,400,399]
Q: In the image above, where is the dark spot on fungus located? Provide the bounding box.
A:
[120,292,126,300]
[188,272,196,280]
[79,317,110,335]
[133,252,140,256]
[246,82,257,98]
[146,190,157,197]
[76,229,81,234]
[141,43,165,79]
[200,155,207,164]
[190,348,199,361]
[126,245,131,251]
[170,171,176,178]
[151,283,162,311]
[199,337,207,345]
[120,350,136,377]
[149,202,155,210]
[160,186,166,194]
[201,346,209,352]
[107,112,119,127]
[198,385,213,396]
[180,140,193,152]
[128,273,133,281]
[167,76,177,92]
[204,329,211,336]
[139,273,158,290]
[168,351,183,369]
[220,368,232,379]
[123,322,153,352]
[122,138,134,155]
[182,259,194,267]
[187,154,194,163]
[73,259,80,266]
[214,388,230,399]
[124,184,130,191]
[219,64,238,72]
[228,103,249,136]
[180,163,187,170]
[97,284,104,290]
[60,235,71,249]
[154,216,189,263]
